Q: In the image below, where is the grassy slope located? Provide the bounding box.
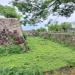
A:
[0,36,75,71]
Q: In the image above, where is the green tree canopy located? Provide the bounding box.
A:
[48,22,72,32]
[37,27,46,32]
[48,23,62,32]
[61,22,72,32]
[12,0,75,24]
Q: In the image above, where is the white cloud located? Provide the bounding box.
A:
[0,15,5,18]
[46,11,75,23]
[67,11,75,22]
[0,0,11,5]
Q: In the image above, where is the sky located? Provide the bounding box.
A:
[0,0,11,5]
[0,0,75,30]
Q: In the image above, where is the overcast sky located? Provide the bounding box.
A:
[0,0,11,5]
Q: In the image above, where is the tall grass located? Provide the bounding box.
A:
[0,66,44,75]
[0,44,23,56]
[0,37,75,75]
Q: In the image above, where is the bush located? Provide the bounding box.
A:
[48,23,72,32]
[0,44,23,55]
[23,32,27,40]
[48,24,62,32]
[36,27,46,32]
[0,66,44,75]
[61,22,72,32]
[31,30,39,36]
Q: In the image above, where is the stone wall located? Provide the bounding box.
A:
[0,18,25,45]
[25,31,75,46]
[0,18,22,36]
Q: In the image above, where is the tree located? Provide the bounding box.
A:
[12,0,49,24]
[48,23,62,32]
[12,0,75,24]
[48,23,72,32]
[37,27,46,32]
[61,22,72,32]
[0,5,21,19]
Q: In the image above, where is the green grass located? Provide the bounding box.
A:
[0,36,75,74]
[0,44,23,56]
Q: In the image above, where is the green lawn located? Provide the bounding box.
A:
[0,36,75,72]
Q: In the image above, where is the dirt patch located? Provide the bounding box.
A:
[44,66,75,75]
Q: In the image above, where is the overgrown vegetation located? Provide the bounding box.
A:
[0,0,75,74]
[0,29,29,55]
[0,37,75,75]
[36,27,46,32]
[0,45,22,56]
[48,22,72,32]
[0,5,21,19]
[12,0,75,24]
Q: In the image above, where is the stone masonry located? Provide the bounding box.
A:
[0,18,22,36]
[0,18,25,45]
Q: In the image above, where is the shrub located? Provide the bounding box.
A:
[0,44,23,55]
[23,32,27,40]
[48,24,62,32]
[48,23,72,32]
[31,30,39,36]
[61,22,72,32]
[0,66,44,75]
[36,27,46,32]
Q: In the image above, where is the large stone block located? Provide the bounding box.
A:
[0,18,22,36]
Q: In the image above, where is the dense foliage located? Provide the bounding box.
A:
[0,5,21,19]
[0,45,22,55]
[48,24,62,32]
[0,29,27,55]
[12,0,75,24]
[48,23,72,32]
[36,27,46,32]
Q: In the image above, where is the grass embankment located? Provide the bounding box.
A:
[0,36,75,74]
